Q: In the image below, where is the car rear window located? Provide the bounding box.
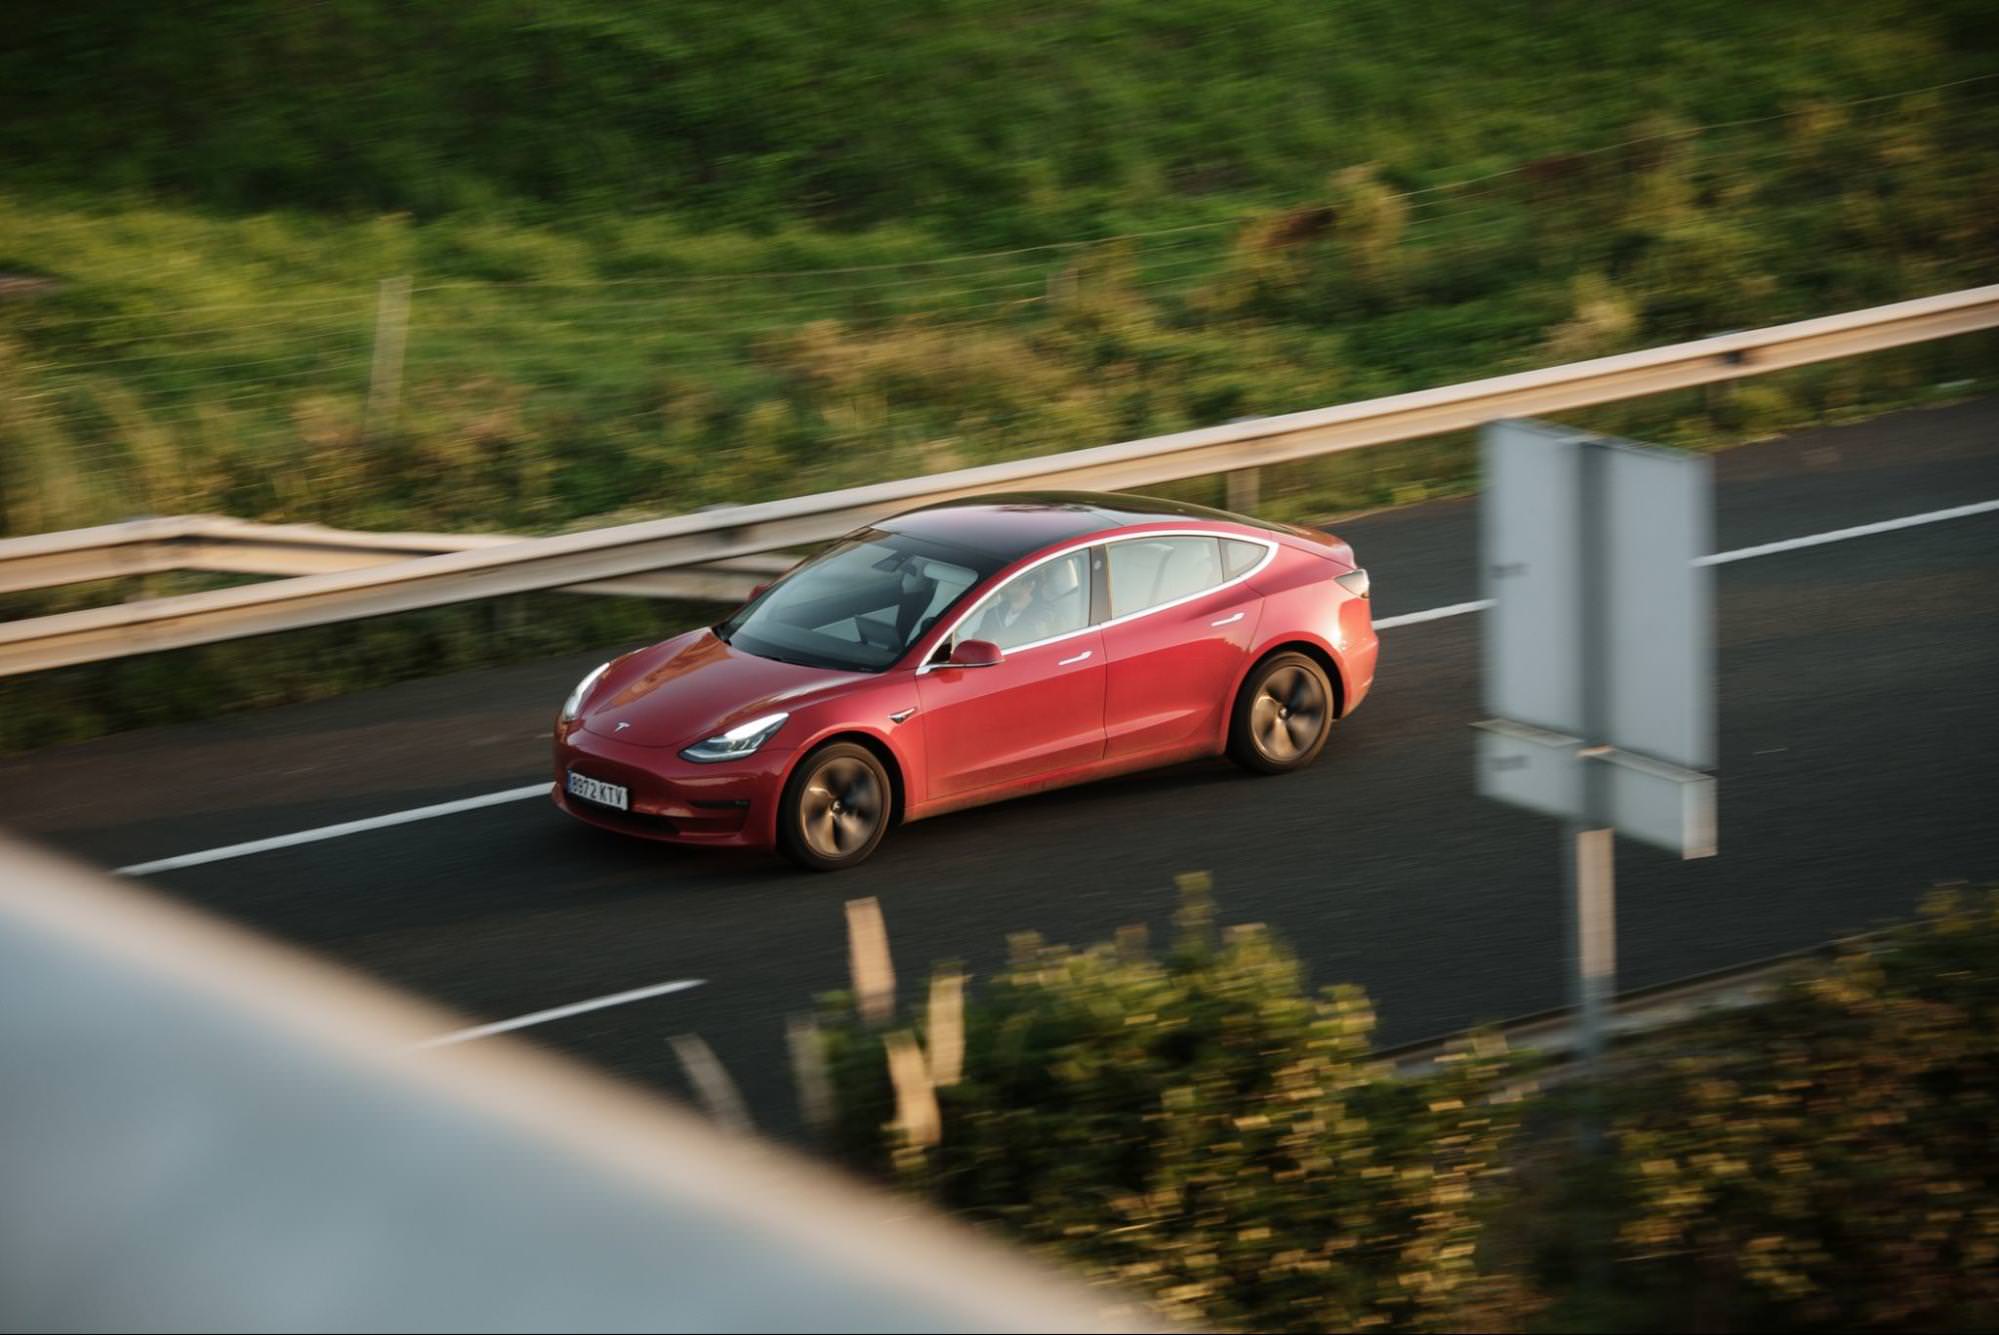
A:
[1106,536,1225,618]
[1222,538,1266,579]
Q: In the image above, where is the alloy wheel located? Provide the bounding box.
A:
[798,755,885,860]
[1248,663,1327,763]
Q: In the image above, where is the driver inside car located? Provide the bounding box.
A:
[973,556,1081,649]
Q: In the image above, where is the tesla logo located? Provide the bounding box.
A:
[889,708,916,724]
[616,721,631,732]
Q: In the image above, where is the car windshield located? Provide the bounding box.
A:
[715,529,997,672]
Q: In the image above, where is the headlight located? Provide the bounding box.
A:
[680,712,789,764]
[1335,568,1370,598]
[562,661,611,721]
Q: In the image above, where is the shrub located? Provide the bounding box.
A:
[1603,892,1999,1331]
[807,882,1999,1332]
[816,878,1533,1333]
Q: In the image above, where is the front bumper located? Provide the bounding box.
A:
[552,721,793,848]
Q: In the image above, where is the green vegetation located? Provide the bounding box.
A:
[1,2,1995,745]
[819,877,1534,1332]
[1587,889,1999,1332]
[812,883,1999,1332]
[8,1,1997,230]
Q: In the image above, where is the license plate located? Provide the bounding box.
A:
[566,770,629,811]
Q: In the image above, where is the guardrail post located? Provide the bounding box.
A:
[1225,467,1261,516]
[1704,331,1747,427]
[846,897,896,1027]
[884,1029,940,1151]
[787,1013,835,1135]
[668,1033,753,1135]
[487,597,526,643]
[365,275,412,440]
[926,969,964,1088]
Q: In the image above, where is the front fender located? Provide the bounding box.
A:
[757,698,922,845]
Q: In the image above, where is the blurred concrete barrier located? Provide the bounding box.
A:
[0,832,1150,1334]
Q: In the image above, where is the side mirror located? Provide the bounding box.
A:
[947,638,1002,669]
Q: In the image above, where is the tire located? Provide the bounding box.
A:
[1227,651,1336,774]
[777,742,893,871]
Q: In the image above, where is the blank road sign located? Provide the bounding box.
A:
[1599,439,1714,770]
[1481,421,1585,736]
[1473,718,1584,821]
[1481,420,1713,768]
[1478,419,1717,857]
[1601,748,1718,859]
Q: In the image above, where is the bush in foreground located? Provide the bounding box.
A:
[816,878,1532,1332]
[1600,891,1999,1331]
[808,884,1999,1332]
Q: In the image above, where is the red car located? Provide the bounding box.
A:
[553,492,1377,870]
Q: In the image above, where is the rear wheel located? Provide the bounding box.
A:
[777,742,892,871]
[1228,651,1335,774]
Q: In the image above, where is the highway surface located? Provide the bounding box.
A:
[7,398,1997,1137]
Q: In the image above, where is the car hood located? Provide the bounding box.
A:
[580,629,861,749]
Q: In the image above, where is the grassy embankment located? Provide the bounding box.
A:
[2,2,1994,746]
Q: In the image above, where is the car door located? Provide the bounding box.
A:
[1098,535,1266,759]
[914,548,1106,798]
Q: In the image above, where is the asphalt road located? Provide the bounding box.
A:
[7,398,1998,1138]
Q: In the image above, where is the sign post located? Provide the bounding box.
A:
[1476,419,1718,1071]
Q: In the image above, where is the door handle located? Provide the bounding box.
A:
[1210,611,1244,627]
[1058,650,1092,666]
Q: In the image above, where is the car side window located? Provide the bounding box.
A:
[1222,538,1266,579]
[957,550,1091,652]
[1106,536,1225,618]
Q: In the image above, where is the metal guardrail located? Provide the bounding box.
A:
[4,284,1995,676]
[0,514,795,602]
[1380,930,1888,1080]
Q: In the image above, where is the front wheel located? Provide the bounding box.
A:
[777,742,892,871]
[1228,651,1335,774]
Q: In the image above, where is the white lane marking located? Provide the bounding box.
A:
[115,783,552,876]
[1695,498,1999,566]
[1374,598,1493,629]
[1372,497,1999,625]
[412,978,706,1050]
[112,497,1997,878]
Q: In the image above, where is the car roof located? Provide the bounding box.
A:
[878,490,1288,563]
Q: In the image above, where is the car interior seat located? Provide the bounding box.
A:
[1041,555,1086,630]
[1151,538,1220,606]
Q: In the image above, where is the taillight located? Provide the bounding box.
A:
[1335,568,1370,599]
